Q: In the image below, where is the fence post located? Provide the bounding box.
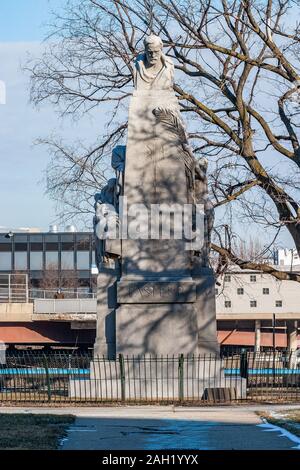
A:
[178,354,184,402]
[119,354,126,402]
[240,350,248,382]
[25,274,29,303]
[8,274,11,303]
[43,355,52,402]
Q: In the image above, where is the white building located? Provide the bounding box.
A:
[275,248,300,269]
[216,268,300,351]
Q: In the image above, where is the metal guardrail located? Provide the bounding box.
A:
[0,351,299,404]
[30,289,96,300]
[33,299,97,315]
[0,274,28,303]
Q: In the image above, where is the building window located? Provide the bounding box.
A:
[250,300,257,308]
[30,242,43,252]
[30,252,43,270]
[14,252,28,271]
[77,251,90,270]
[225,301,231,308]
[250,275,256,282]
[76,235,90,251]
[45,242,59,252]
[276,300,283,307]
[45,252,59,270]
[263,288,269,295]
[15,243,28,252]
[224,275,231,282]
[61,251,74,270]
[0,253,12,270]
[237,288,244,295]
[61,242,75,251]
[215,288,219,296]
[0,243,12,252]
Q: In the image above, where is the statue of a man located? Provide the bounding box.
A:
[134,34,174,91]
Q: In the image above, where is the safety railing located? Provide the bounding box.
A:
[29,289,96,300]
[33,299,97,315]
[0,351,299,404]
[0,274,28,303]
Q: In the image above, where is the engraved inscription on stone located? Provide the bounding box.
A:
[118,281,195,304]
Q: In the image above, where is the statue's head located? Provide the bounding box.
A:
[197,157,208,172]
[144,34,163,67]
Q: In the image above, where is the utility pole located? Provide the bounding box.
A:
[272,313,276,382]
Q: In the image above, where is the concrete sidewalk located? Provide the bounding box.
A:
[1,405,300,450]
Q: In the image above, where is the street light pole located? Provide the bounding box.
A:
[272,313,276,353]
[272,313,276,382]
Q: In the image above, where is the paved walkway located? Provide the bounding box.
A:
[1,405,300,450]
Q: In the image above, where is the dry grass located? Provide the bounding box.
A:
[258,410,300,438]
[0,414,75,450]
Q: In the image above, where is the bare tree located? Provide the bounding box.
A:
[39,263,78,295]
[27,0,300,279]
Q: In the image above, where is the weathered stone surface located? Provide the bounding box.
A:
[116,304,199,356]
[93,34,219,358]
[193,267,219,355]
[121,90,191,279]
[117,280,196,304]
[94,265,119,358]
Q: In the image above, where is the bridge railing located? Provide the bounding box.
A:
[0,274,28,303]
[29,289,96,300]
[33,298,97,315]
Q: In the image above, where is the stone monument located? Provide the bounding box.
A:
[70,34,247,401]
[94,34,219,358]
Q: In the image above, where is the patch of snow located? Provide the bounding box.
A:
[258,419,300,450]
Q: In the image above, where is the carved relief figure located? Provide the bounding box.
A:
[152,107,196,194]
[111,145,126,207]
[94,144,126,267]
[195,157,215,257]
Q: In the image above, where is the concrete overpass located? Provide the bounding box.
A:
[0,298,299,350]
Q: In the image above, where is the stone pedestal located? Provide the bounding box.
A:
[193,268,220,355]
[93,262,119,359]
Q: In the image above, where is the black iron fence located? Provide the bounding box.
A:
[0,350,300,404]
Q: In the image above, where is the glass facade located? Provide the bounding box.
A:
[0,232,95,287]
[0,253,12,270]
[45,251,59,269]
[77,251,90,270]
[30,252,43,270]
[61,252,74,270]
[15,252,28,271]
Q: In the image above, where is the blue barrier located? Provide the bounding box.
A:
[224,368,300,376]
[0,367,300,376]
[0,368,89,376]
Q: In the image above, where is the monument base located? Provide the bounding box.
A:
[116,303,198,356]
